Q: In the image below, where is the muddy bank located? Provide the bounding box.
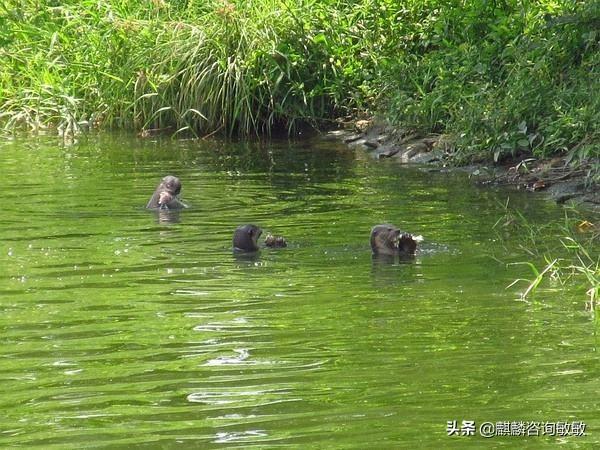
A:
[324,120,599,213]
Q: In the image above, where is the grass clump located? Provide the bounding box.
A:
[1,0,599,168]
[0,0,162,133]
[0,0,390,136]
[494,203,599,305]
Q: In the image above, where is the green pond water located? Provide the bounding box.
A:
[0,134,598,449]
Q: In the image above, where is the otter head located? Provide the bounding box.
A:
[147,175,184,210]
[264,234,287,248]
[370,224,417,256]
[233,224,263,252]
[160,175,182,196]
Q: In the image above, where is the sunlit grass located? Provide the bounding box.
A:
[507,259,560,300]
[1,0,598,163]
[0,0,377,136]
[496,201,599,303]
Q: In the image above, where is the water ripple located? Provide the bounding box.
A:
[0,136,598,448]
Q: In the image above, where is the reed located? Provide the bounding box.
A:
[0,0,380,136]
[496,203,599,303]
[1,0,598,167]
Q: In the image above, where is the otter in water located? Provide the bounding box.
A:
[233,224,263,252]
[264,233,287,248]
[370,224,420,256]
[146,175,187,210]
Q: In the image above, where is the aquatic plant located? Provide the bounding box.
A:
[495,202,599,303]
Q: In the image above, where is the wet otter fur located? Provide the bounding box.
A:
[146,175,187,210]
[233,224,263,252]
[264,234,287,248]
[370,224,420,256]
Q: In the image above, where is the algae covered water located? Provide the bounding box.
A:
[0,134,598,448]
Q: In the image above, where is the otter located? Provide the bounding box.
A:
[264,234,287,248]
[146,175,187,210]
[370,224,420,256]
[233,224,263,252]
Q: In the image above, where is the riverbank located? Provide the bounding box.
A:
[325,119,600,212]
[3,1,598,167]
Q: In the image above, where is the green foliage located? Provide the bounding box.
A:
[0,0,161,131]
[385,0,600,165]
[0,0,396,135]
[1,0,599,165]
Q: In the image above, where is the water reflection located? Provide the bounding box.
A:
[371,253,416,265]
[233,251,261,265]
[202,138,356,179]
[205,348,251,366]
[154,209,182,224]
[370,256,421,287]
[0,135,598,448]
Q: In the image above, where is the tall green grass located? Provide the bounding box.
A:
[1,0,599,167]
[0,0,389,136]
[0,1,160,132]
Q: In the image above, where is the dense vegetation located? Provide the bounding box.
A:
[1,0,598,166]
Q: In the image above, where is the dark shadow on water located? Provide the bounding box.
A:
[371,254,417,287]
[198,138,356,187]
[154,209,181,224]
[233,250,261,266]
[371,254,397,265]
[371,254,416,265]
